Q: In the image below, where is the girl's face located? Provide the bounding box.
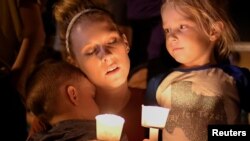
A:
[70,18,130,89]
[161,5,215,68]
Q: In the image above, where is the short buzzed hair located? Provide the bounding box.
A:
[26,59,85,121]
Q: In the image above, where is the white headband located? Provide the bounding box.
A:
[65,9,101,55]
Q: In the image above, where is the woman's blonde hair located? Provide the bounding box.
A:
[54,0,118,61]
[161,0,238,62]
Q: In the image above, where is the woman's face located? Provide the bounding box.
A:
[70,18,130,89]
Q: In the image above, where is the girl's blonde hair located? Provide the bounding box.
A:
[161,0,238,62]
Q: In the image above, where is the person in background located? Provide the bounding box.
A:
[0,0,45,140]
[147,0,250,140]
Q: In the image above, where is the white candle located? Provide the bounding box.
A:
[141,105,170,128]
[95,114,125,141]
[149,128,159,141]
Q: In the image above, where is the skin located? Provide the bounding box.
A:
[50,75,99,125]
[161,5,219,68]
[69,17,131,113]
[73,76,99,119]
[159,4,227,141]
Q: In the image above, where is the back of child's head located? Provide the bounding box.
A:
[161,0,238,62]
[26,59,85,122]
[53,0,119,60]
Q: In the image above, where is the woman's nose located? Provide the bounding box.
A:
[96,45,112,63]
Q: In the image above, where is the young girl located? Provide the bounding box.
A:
[146,0,250,141]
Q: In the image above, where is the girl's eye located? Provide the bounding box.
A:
[164,28,170,34]
[180,25,187,30]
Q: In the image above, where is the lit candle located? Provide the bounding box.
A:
[149,128,159,141]
[95,114,125,141]
[141,105,170,141]
[141,105,169,128]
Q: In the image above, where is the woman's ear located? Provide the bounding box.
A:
[209,21,224,41]
[66,85,79,105]
[122,34,130,53]
[66,56,79,67]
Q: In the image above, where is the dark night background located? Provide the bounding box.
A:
[228,0,250,41]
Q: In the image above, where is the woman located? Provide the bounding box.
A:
[53,0,146,140]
